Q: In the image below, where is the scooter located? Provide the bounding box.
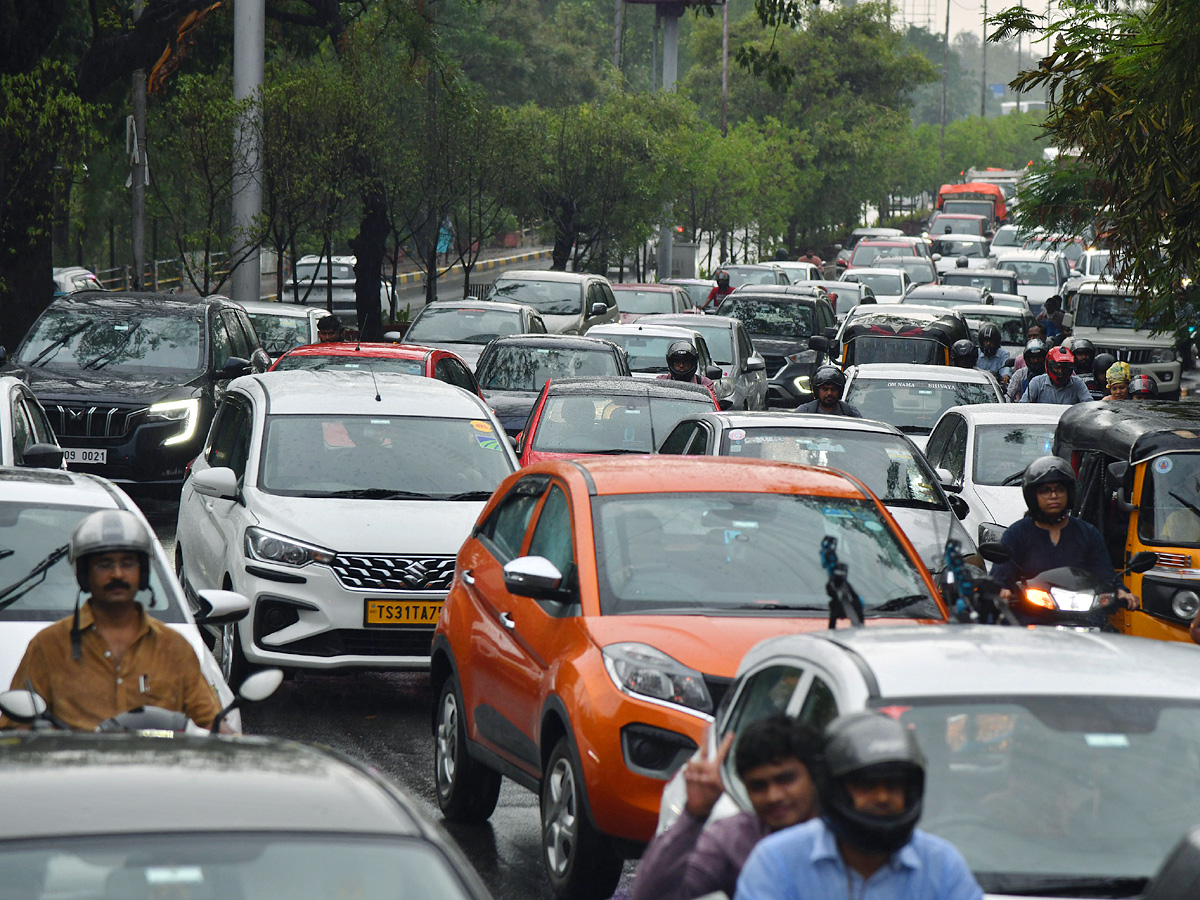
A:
[0,667,283,736]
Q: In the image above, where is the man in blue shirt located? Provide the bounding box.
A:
[1021,345,1092,404]
[734,712,982,900]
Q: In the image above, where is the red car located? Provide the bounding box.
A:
[516,377,718,467]
[610,283,698,323]
[269,342,483,398]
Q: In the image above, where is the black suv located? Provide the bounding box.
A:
[3,292,269,496]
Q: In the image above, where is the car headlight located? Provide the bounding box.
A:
[978,522,1007,546]
[244,526,336,568]
[602,642,712,714]
[148,399,200,446]
[715,378,734,399]
[1151,348,1176,363]
[792,375,812,394]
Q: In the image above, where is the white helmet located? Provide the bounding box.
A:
[69,509,153,591]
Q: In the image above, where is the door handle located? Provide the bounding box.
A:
[499,612,515,630]
[461,569,475,585]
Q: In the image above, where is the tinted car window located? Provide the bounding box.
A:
[845,377,995,435]
[716,298,812,337]
[533,394,714,454]
[407,307,525,344]
[246,312,313,356]
[222,310,252,360]
[477,346,622,391]
[206,395,251,476]
[490,279,582,316]
[481,486,543,562]
[18,309,203,372]
[273,354,425,376]
[211,314,234,368]
[527,485,575,582]
[614,290,677,315]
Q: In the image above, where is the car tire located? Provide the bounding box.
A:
[434,676,501,822]
[220,621,250,690]
[541,737,623,900]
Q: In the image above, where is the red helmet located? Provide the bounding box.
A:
[1046,345,1075,387]
[1129,374,1159,399]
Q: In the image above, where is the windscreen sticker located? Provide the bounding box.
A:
[885,448,914,460]
[1154,457,1174,474]
[470,420,493,432]
[728,429,747,441]
[823,507,854,518]
[1084,733,1130,749]
[863,520,883,532]
[475,434,503,451]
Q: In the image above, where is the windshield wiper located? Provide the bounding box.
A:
[730,603,828,611]
[82,322,141,369]
[1169,490,1200,520]
[319,489,439,500]
[980,874,1147,898]
[872,594,935,614]
[439,490,495,501]
[882,498,943,510]
[1001,471,1025,486]
[27,322,91,367]
[0,544,70,612]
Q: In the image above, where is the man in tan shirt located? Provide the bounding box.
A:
[3,509,221,731]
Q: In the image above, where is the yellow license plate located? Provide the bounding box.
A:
[364,599,443,626]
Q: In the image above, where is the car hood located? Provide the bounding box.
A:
[11,366,204,403]
[1070,326,1175,349]
[254,493,486,555]
[480,390,538,434]
[887,505,974,571]
[417,342,485,369]
[542,313,584,335]
[970,483,1026,529]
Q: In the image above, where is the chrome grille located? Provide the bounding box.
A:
[1095,347,1153,364]
[1153,551,1192,568]
[49,404,146,438]
[331,555,457,592]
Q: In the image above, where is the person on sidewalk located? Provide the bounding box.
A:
[631,715,821,900]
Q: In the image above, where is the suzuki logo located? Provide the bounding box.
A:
[402,561,430,588]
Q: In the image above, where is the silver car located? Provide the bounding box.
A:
[641,313,769,410]
[659,625,1200,900]
[487,270,621,334]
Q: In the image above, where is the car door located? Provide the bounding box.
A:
[12,389,60,465]
[737,322,768,408]
[229,308,272,372]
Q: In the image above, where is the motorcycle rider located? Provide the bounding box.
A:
[1006,338,1047,401]
[1021,345,1092,404]
[734,712,982,900]
[705,270,734,308]
[1129,374,1160,400]
[658,340,719,403]
[991,457,1138,609]
[1011,323,1047,370]
[950,339,978,369]
[2,510,222,731]
[975,323,1010,382]
[1103,361,1132,401]
[1070,337,1102,399]
[796,366,862,417]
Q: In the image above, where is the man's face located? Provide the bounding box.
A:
[1027,352,1046,375]
[87,551,141,605]
[318,327,341,343]
[817,384,841,408]
[1027,326,1045,342]
[844,774,907,816]
[743,758,816,832]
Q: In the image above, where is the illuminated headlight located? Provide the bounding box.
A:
[602,642,712,714]
[148,399,200,446]
[1171,590,1200,620]
[244,526,335,568]
[792,375,812,394]
[978,522,1007,546]
[1151,348,1176,363]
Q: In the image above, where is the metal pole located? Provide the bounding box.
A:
[131,0,146,290]
[721,0,729,136]
[231,0,264,304]
[657,2,681,280]
[980,0,987,117]
[938,0,950,159]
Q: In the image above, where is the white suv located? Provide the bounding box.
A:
[175,371,518,685]
[1070,282,1182,398]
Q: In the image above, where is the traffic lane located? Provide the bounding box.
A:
[392,256,552,318]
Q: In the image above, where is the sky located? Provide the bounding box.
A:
[905,0,1053,44]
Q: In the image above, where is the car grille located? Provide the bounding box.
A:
[268,627,436,658]
[761,353,788,374]
[47,403,146,438]
[1094,347,1153,364]
[330,554,457,592]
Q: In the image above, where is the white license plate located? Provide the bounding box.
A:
[62,448,107,464]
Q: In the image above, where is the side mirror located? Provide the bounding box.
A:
[20,442,65,469]
[210,667,284,734]
[932,253,943,262]
[1143,825,1200,900]
[1127,551,1159,574]
[947,494,969,520]
[382,331,404,342]
[1061,313,1075,329]
[823,327,838,340]
[1107,460,1129,484]
[194,589,251,626]
[503,555,564,600]
[808,335,829,353]
[979,541,1010,564]
[934,467,960,491]
[745,356,766,372]
[0,688,47,723]
[222,356,252,377]
[833,244,843,252]
[589,301,608,318]
[705,365,723,380]
[191,466,239,501]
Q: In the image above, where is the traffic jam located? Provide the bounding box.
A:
[4,222,1200,900]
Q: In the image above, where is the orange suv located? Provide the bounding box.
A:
[430,457,946,900]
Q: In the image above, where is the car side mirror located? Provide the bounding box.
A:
[833,244,843,252]
[823,327,837,340]
[1127,551,1159,574]
[382,331,404,342]
[932,253,943,262]
[0,689,47,724]
[745,356,766,372]
[222,356,252,377]
[193,589,251,626]
[590,301,608,318]
[934,467,960,491]
[503,556,565,600]
[191,466,240,501]
[1061,312,1075,329]
[718,397,734,411]
[20,442,65,469]
[1143,825,1200,900]
[979,541,1010,564]
[705,365,723,380]
[809,335,829,353]
[947,494,969,520]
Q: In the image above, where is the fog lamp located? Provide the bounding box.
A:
[1171,590,1200,620]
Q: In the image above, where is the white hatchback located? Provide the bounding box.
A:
[175,371,518,686]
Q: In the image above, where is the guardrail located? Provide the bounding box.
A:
[93,252,232,293]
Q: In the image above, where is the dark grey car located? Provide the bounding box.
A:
[404,300,547,371]
[640,313,768,410]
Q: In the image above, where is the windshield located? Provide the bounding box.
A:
[665,282,712,307]
[258,415,513,498]
[1139,453,1200,546]
[942,273,1018,293]
[723,268,778,287]
[294,261,355,282]
[931,218,982,236]
[850,245,907,266]
[477,346,621,391]
[1075,292,1163,331]
[273,354,424,376]
[990,225,1026,248]
[876,259,936,285]
[717,298,811,338]
[930,238,987,258]
[845,271,904,295]
[0,833,476,900]
[1002,260,1059,287]
[849,337,943,366]
[406,307,524,345]
[845,377,996,434]
[1084,252,1113,278]
[966,314,1030,346]
[533,394,714,454]
[598,334,696,374]
[942,201,994,219]
[0,502,180,622]
[489,279,581,315]
[883,695,1200,894]
[721,429,942,507]
[1024,236,1085,264]
[18,310,202,373]
[972,425,1058,486]
[246,313,312,357]
[592,492,939,617]
[614,290,675,315]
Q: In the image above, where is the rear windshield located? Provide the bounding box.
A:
[533,394,714,454]
[999,261,1059,287]
[406,307,524,345]
[614,290,676,315]
[246,312,312,356]
[849,336,943,365]
[273,354,425,376]
[941,272,1018,293]
[598,334,695,374]
[845,377,997,435]
[716,298,811,338]
[18,309,203,373]
[930,238,987,258]
[477,345,621,391]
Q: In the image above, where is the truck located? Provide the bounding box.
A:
[935,182,1007,226]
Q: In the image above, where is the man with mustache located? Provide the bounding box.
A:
[3,509,221,731]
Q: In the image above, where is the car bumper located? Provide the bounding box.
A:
[56,420,207,494]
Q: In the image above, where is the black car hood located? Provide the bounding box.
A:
[11,365,205,403]
[481,389,538,432]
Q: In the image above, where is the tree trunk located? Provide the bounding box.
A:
[0,227,54,353]
[350,191,387,342]
[551,227,574,271]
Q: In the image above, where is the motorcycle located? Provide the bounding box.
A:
[979,542,1158,630]
[0,667,283,736]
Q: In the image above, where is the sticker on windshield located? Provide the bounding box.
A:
[728,429,746,441]
[1084,733,1130,749]
[475,434,502,451]
[823,507,853,518]
[1154,457,1173,474]
[470,420,493,433]
[863,520,883,532]
[885,448,913,460]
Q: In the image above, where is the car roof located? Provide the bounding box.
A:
[932,213,988,220]
[589,323,702,339]
[419,299,532,314]
[237,300,322,317]
[662,278,714,286]
[547,377,714,400]
[677,410,907,437]
[942,268,1018,279]
[846,364,999,385]
[1075,282,1136,295]
[642,314,737,329]
[939,403,1067,425]
[611,283,676,292]
[241,371,488,417]
[0,466,127,508]
[956,304,1028,317]
[45,292,231,316]
[1055,399,1200,464]
[486,334,620,351]
[0,735,425,840]
[845,304,965,325]
[494,269,592,283]
[297,254,357,265]
[279,342,434,361]
[906,286,988,300]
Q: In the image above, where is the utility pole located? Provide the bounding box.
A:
[939,0,950,159]
[980,0,988,117]
[231,0,265,306]
[720,0,729,136]
[130,0,147,290]
[656,1,682,280]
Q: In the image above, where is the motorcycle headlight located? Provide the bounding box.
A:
[792,375,812,394]
[602,642,712,715]
[1151,348,1176,363]
[148,399,200,446]
[244,526,336,568]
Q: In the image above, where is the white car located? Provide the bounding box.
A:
[0,467,242,729]
[585,322,719,381]
[176,371,518,686]
[842,364,1004,451]
[992,250,1072,312]
[930,234,991,272]
[923,404,1068,547]
[0,376,63,468]
[657,625,1200,900]
[840,266,912,302]
[771,261,822,282]
[238,300,325,361]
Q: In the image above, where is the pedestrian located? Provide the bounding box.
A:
[1036,296,1065,340]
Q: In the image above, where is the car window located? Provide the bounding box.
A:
[222,310,252,360]
[529,315,547,334]
[232,309,262,353]
[942,418,969,483]
[205,394,252,479]
[526,485,575,593]
[479,480,545,562]
[602,284,617,309]
[433,358,474,392]
[736,324,754,362]
[658,421,703,455]
[798,676,839,731]
[924,418,953,468]
[725,665,806,739]
[10,399,33,463]
[211,313,234,368]
[20,395,56,448]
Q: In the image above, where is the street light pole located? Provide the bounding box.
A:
[231,0,264,305]
[980,0,988,117]
[131,0,147,290]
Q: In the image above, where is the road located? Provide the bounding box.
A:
[144,505,638,900]
[390,253,553,321]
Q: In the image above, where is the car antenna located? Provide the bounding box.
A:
[369,365,381,402]
[820,537,863,628]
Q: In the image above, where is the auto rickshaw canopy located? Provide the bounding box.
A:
[1056,401,1200,466]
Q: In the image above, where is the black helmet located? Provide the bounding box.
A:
[1070,337,1096,374]
[951,339,978,367]
[818,713,926,854]
[1024,338,1048,374]
[978,323,1002,357]
[812,365,846,392]
[955,255,969,268]
[1021,456,1076,521]
[1129,374,1159,399]
[716,270,730,287]
[1091,351,1116,384]
[666,340,699,379]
